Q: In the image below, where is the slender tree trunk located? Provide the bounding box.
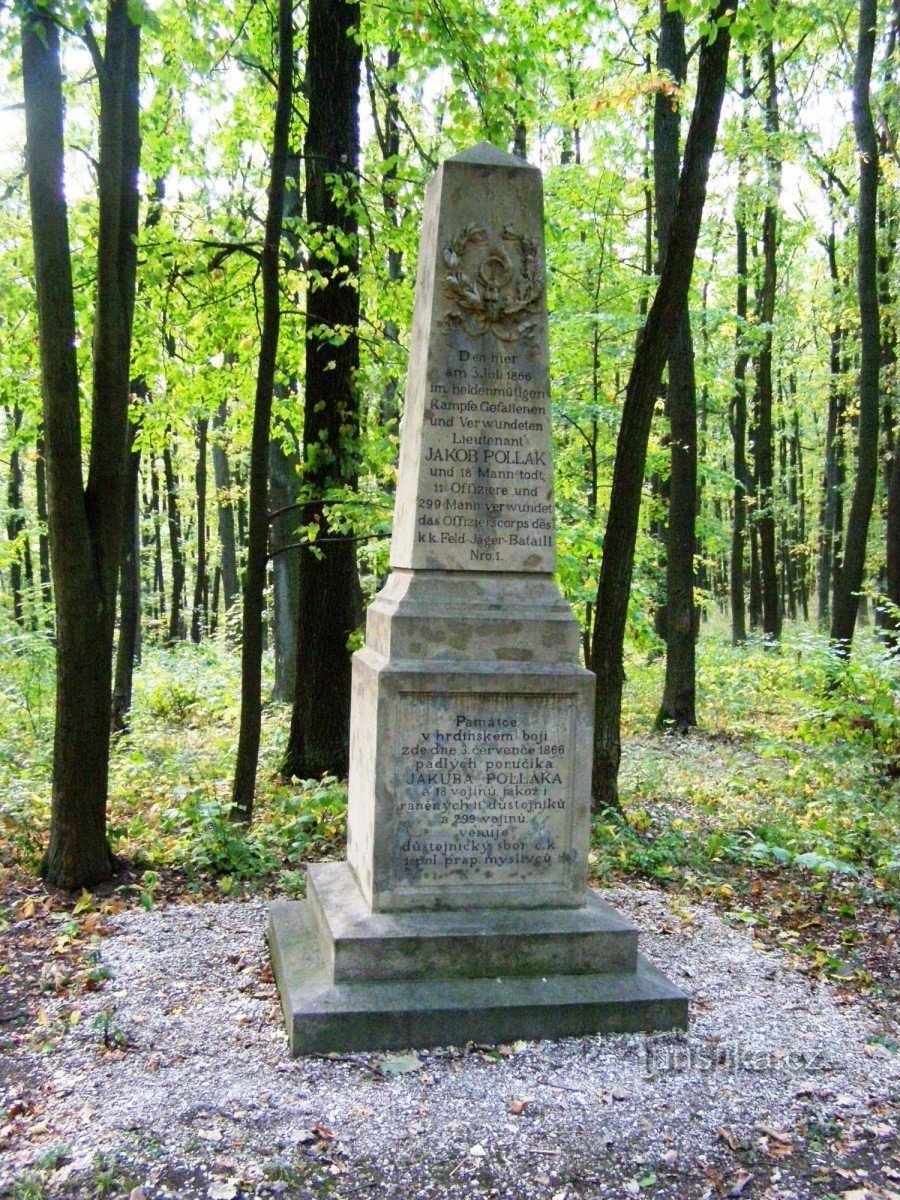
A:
[6,403,27,626]
[150,454,165,622]
[162,443,185,644]
[231,0,294,819]
[190,415,209,643]
[269,431,300,702]
[818,220,846,627]
[35,435,52,615]
[365,47,403,427]
[111,420,142,732]
[749,522,762,627]
[730,63,750,644]
[831,0,881,651]
[792,403,810,621]
[590,0,735,810]
[654,0,698,730]
[755,36,782,641]
[282,0,363,783]
[269,154,302,702]
[23,0,141,888]
[211,398,240,619]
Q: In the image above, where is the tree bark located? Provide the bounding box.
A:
[831,0,881,651]
[231,0,294,819]
[282,0,363,783]
[269,154,303,702]
[23,0,141,888]
[190,415,209,643]
[34,435,52,616]
[5,403,28,626]
[162,442,185,643]
[590,0,735,810]
[730,56,751,645]
[211,398,240,619]
[269,431,300,702]
[654,0,698,731]
[111,420,142,732]
[754,36,782,641]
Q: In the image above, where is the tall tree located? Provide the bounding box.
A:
[730,56,751,645]
[281,0,363,783]
[590,0,736,810]
[211,397,240,620]
[231,0,295,819]
[831,0,882,651]
[111,419,142,732]
[655,0,699,731]
[21,0,142,888]
[190,415,209,643]
[754,34,782,640]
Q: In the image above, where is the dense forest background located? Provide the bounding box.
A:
[0,0,896,952]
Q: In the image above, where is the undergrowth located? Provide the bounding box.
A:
[0,615,897,921]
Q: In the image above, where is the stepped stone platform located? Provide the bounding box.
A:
[269,864,687,1054]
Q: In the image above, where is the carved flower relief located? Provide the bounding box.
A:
[442,224,544,343]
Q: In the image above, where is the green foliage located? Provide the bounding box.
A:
[590,626,899,895]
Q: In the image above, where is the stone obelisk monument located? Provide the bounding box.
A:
[269,144,687,1053]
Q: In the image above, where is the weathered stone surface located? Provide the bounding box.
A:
[346,655,593,912]
[268,143,689,1055]
[390,144,555,575]
[269,899,688,1055]
[308,861,639,982]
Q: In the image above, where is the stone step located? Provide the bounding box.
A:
[269,897,688,1056]
[307,861,640,982]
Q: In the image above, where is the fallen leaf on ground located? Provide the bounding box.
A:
[507,1098,531,1115]
[718,1126,741,1151]
[379,1052,423,1076]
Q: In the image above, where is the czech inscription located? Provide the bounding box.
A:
[391,693,577,893]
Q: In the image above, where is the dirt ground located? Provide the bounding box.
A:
[1,870,898,1200]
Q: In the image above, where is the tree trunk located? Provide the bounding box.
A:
[282,0,363,783]
[231,0,294,819]
[190,415,209,643]
[590,0,735,810]
[831,0,881,651]
[269,154,303,702]
[365,47,403,427]
[818,219,846,627]
[162,443,185,643]
[269,432,300,702]
[730,75,751,644]
[150,454,166,622]
[654,0,698,731]
[6,403,28,626]
[23,0,141,888]
[111,420,142,732]
[211,398,240,619]
[755,36,782,641]
[35,435,52,615]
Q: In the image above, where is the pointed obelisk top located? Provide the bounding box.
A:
[447,141,537,170]
[390,145,556,573]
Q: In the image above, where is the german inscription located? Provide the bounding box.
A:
[391,692,577,894]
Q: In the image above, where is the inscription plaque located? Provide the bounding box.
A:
[391,692,577,894]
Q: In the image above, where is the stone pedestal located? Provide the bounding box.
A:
[269,144,687,1055]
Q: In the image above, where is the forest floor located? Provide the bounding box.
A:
[0,621,898,1199]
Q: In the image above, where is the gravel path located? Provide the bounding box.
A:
[5,885,898,1199]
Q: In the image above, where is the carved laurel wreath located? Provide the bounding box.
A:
[442,224,544,343]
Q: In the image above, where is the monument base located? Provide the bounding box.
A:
[268,863,688,1056]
